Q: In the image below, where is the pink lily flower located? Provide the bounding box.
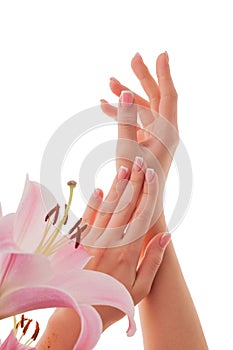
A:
[0,330,36,349]
[0,178,136,349]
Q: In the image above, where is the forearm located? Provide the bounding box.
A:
[37,309,81,350]
[139,240,208,349]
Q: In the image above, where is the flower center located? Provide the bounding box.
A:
[35,181,87,256]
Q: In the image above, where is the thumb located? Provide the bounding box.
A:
[133,232,171,304]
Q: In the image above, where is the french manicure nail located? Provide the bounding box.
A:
[93,188,102,199]
[119,90,134,107]
[165,51,169,64]
[118,166,128,180]
[159,232,171,248]
[145,168,155,183]
[133,156,143,172]
[110,77,120,85]
[135,52,142,60]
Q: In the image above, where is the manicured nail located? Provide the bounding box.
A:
[93,188,102,199]
[159,232,171,248]
[119,90,134,107]
[135,52,142,60]
[100,99,106,104]
[133,156,143,172]
[110,77,121,85]
[145,168,155,183]
[118,166,128,180]
[165,51,169,64]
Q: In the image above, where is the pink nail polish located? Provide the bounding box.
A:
[119,90,134,107]
[145,168,155,183]
[133,156,143,172]
[159,232,171,248]
[118,166,128,180]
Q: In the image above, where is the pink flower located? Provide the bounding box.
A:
[0,178,136,349]
[0,330,36,350]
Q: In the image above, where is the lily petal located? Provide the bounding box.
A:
[0,287,102,350]
[75,304,102,350]
[51,269,136,336]
[14,177,57,252]
[51,244,92,272]
[0,253,52,294]
[0,330,36,350]
[0,214,18,252]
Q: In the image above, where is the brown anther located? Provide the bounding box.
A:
[68,217,82,236]
[18,314,28,328]
[75,227,81,249]
[31,321,40,341]
[64,204,68,225]
[67,180,77,187]
[45,204,60,225]
[23,319,33,335]
[70,224,88,240]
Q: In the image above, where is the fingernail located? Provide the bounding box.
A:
[135,52,142,60]
[119,90,134,107]
[159,232,171,248]
[165,51,169,64]
[110,77,120,85]
[133,156,144,172]
[118,166,128,180]
[145,168,155,183]
[93,188,102,199]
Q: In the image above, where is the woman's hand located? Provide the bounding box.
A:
[101,52,179,242]
[38,161,170,350]
[81,158,171,330]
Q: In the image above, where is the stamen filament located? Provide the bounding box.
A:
[40,182,76,255]
[35,220,53,254]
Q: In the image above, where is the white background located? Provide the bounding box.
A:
[0,1,233,349]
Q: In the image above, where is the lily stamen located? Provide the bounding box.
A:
[14,314,40,346]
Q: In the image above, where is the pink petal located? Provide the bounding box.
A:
[0,214,18,252]
[14,177,57,252]
[0,203,2,218]
[52,269,136,336]
[0,330,36,350]
[0,287,102,350]
[51,244,92,272]
[74,305,102,350]
[0,253,52,293]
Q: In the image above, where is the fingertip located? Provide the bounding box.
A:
[159,231,171,249]
[93,188,104,200]
[156,51,169,66]
[100,99,107,104]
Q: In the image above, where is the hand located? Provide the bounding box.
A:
[100,52,179,241]
[37,164,170,350]
[81,158,171,330]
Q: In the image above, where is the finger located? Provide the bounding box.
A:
[138,105,156,128]
[100,99,142,131]
[123,168,158,244]
[156,52,178,126]
[109,77,150,108]
[81,188,103,239]
[106,156,145,231]
[92,166,129,231]
[118,91,137,142]
[131,53,160,113]
[132,232,171,304]
[100,99,117,119]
